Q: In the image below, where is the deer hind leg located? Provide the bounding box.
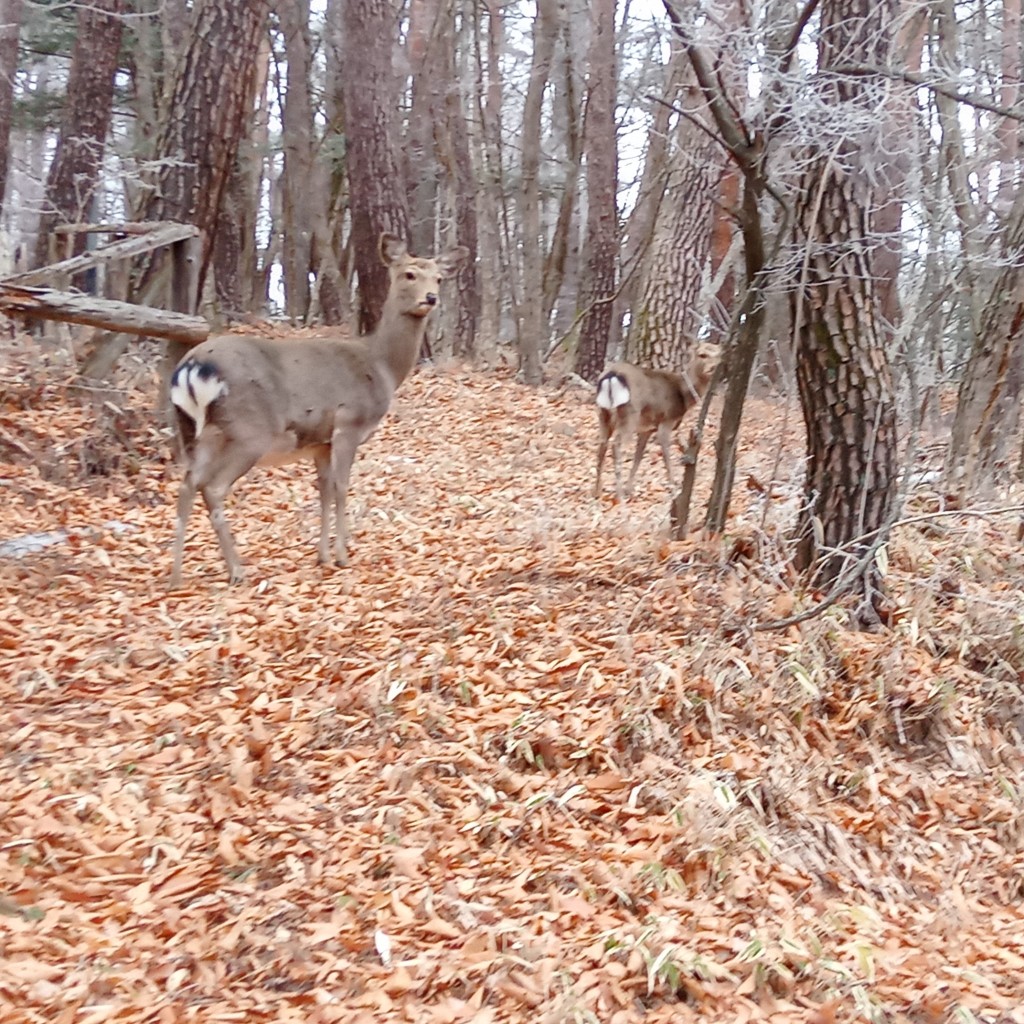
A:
[656,422,677,492]
[627,430,653,498]
[594,415,612,497]
[170,470,198,589]
[191,436,261,584]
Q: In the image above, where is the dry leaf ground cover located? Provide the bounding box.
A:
[2,334,1024,1024]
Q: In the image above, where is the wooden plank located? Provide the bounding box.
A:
[3,223,201,287]
[51,221,187,236]
[0,284,210,345]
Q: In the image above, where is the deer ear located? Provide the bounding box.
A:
[437,246,469,278]
[380,234,408,265]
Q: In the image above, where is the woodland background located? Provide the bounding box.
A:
[2,0,1024,1022]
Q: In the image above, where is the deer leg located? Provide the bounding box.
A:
[313,446,334,565]
[170,471,197,589]
[656,423,676,492]
[328,420,360,567]
[627,431,653,497]
[195,445,261,584]
[594,416,612,497]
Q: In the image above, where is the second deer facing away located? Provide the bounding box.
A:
[169,233,468,587]
[594,342,720,503]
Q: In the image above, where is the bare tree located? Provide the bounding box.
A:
[574,0,618,381]
[517,0,560,384]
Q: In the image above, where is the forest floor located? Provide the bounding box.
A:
[2,328,1024,1024]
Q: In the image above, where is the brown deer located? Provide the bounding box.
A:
[169,233,468,586]
[594,342,720,503]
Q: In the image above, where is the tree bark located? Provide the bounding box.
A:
[516,0,560,384]
[278,0,317,321]
[33,0,125,272]
[790,0,899,611]
[573,0,618,382]
[627,82,722,371]
[341,0,411,333]
[0,0,23,208]
[137,0,270,302]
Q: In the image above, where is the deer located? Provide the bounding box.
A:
[593,341,720,503]
[168,233,468,587]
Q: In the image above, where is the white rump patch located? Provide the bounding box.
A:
[170,362,228,438]
[596,374,630,410]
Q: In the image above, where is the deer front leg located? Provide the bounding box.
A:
[328,418,360,567]
[313,446,334,565]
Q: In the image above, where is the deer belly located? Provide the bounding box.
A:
[257,436,327,468]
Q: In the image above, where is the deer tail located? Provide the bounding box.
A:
[596,371,630,411]
[170,359,228,439]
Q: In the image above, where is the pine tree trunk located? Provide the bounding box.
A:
[626,95,722,371]
[790,0,899,610]
[341,0,411,333]
[33,0,125,270]
[138,0,269,310]
[0,0,23,208]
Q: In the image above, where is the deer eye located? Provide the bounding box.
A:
[405,271,416,281]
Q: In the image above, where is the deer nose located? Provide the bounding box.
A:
[424,293,437,306]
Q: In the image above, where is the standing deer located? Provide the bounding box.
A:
[594,341,720,503]
[169,233,468,586]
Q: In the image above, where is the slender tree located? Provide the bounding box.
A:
[517,0,560,384]
[574,0,618,381]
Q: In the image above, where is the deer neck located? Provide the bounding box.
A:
[371,306,429,387]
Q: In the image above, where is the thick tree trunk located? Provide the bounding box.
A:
[790,0,899,610]
[33,0,125,272]
[0,0,23,208]
[573,0,618,382]
[138,0,270,301]
[627,85,722,371]
[341,0,411,333]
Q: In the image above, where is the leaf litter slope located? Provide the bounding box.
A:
[2,357,1024,1024]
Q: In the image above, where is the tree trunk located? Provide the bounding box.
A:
[405,0,442,254]
[278,0,317,321]
[0,0,23,208]
[516,0,560,384]
[790,0,899,612]
[33,0,125,272]
[435,16,479,358]
[137,0,270,311]
[341,0,411,333]
[573,0,618,382]
[626,82,722,371]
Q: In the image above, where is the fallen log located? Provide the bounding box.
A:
[0,283,209,345]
